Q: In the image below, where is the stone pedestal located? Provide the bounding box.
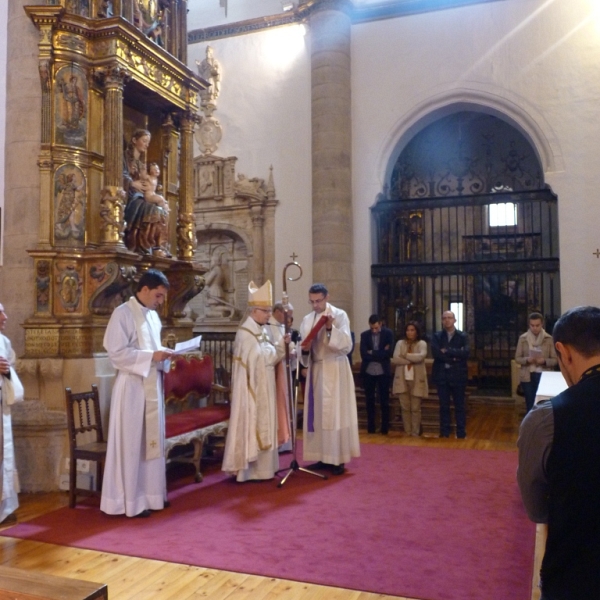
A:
[11,356,117,492]
[12,401,67,493]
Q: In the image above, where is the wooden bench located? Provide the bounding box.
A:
[0,566,107,600]
[163,353,230,482]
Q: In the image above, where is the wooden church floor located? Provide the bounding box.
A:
[0,401,542,600]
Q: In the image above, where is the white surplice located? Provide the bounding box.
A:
[222,316,284,481]
[100,298,167,517]
[299,303,360,466]
[0,334,23,522]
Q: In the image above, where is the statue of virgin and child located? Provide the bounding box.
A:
[123,129,171,257]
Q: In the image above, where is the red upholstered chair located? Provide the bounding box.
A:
[163,354,230,482]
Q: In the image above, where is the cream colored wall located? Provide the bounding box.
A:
[0,0,7,267]
[352,0,600,327]
[188,25,313,314]
[188,0,600,337]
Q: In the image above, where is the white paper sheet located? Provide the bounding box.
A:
[173,335,202,355]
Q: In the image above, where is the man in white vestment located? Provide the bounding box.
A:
[222,281,287,482]
[0,303,24,524]
[101,269,173,518]
[300,283,360,476]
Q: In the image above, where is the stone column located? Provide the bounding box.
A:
[177,111,199,260]
[309,0,353,321]
[1,0,45,355]
[250,202,265,285]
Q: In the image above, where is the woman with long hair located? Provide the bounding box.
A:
[391,321,428,436]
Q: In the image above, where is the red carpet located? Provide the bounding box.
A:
[4,444,534,600]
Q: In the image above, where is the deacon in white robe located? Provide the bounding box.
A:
[222,281,286,482]
[300,284,360,474]
[101,270,173,517]
[0,303,24,523]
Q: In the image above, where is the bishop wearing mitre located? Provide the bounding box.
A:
[222,281,287,482]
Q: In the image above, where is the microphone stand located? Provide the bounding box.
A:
[276,259,327,487]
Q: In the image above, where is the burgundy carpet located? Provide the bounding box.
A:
[4,444,535,600]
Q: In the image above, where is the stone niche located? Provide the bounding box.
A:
[191,154,279,333]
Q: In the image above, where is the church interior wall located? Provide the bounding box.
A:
[0,0,42,355]
[187,25,313,313]
[0,0,7,268]
[2,0,600,345]
[351,0,600,328]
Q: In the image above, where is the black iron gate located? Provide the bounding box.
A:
[371,189,560,391]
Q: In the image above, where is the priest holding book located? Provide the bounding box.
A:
[299,284,360,475]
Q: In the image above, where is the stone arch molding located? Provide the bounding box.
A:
[378,86,565,187]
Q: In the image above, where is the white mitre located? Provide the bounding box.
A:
[248,280,272,308]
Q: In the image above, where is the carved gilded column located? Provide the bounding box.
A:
[98,64,130,247]
[177,110,199,260]
[250,202,265,285]
[309,0,353,321]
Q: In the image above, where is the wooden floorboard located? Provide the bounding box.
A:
[0,401,539,600]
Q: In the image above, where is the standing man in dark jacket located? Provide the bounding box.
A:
[518,305,600,600]
[431,310,469,439]
[360,315,394,434]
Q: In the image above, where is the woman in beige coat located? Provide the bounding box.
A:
[392,322,428,436]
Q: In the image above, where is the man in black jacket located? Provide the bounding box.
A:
[518,306,600,600]
[360,315,394,434]
[431,310,469,439]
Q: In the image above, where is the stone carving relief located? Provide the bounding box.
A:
[196,46,221,110]
[187,232,247,326]
[234,173,267,199]
[195,46,223,156]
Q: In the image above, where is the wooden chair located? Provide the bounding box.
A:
[65,385,107,508]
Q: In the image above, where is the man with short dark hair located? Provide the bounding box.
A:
[299,284,360,475]
[101,269,173,517]
[431,310,469,439]
[518,305,600,600]
[359,315,394,434]
[515,312,557,414]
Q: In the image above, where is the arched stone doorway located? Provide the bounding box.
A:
[372,111,560,392]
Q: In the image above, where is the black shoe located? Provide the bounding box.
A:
[331,464,345,476]
[133,509,152,518]
[457,434,467,439]
[440,433,450,438]
[308,461,329,470]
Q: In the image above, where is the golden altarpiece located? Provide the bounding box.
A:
[14,1,208,492]
[24,0,207,359]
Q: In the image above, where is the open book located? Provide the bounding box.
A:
[173,335,202,355]
[300,315,329,349]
